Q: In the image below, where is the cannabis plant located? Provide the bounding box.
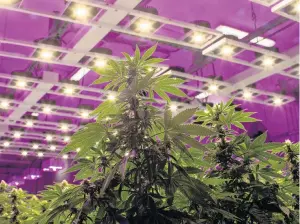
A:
[0,180,46,224]
[37,45,238,224]
[195,101,299,224]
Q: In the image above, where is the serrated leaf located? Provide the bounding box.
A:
[155,88,171,102]
[251,132,267,149]
[92,76,113,85]
[172,108,197,125]
[179,135,208,151]
[100,163,119,195]
[61,123,105,154]
[160,86,186,97]
[144,58,164,65]
[141,45,157,62]
[179,124,215,136]
[122,52,132,62]
[134,45,140,62]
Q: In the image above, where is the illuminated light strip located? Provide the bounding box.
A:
[71,67,91,81]
[272,0,300,22]
[67,0,222,49]
[203,37,290,61]
[0,3,221,52]
[0,71,196,114]
[67,0,220,36]
[229,86,295,105]
[218,46,299,102]
[0,51,223,97]
[0,141,64,150]
[202,38,291,70]
[1,37,297,83]
[0,148,59,157]
[0,50,83,67]
[1,119,78,132]
[4,132,67,145]
[0,91,94,120]
[169,70,295,106]
[216,25,276,48]
[62,0,142,63]
[0,65,294,108]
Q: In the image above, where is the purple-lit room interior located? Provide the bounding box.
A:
[0,0,299,194]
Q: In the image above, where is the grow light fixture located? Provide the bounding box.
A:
[216,25,248,39]
[43,106,52,114]
[37,152,44,157]
[60,124,69,132]
[64,87,75,95]
[243,91,253,100]
[203,37,288,69]
[221,45,235,57]
[250,37,276,48]
[272,0,300,22]
[81,111,89,118]
[3,141,10,147]
[190,32,206,44]
[274,97,283,106]
[170,104,178,112]
[107,93,116,101]
[135,19,155,33]
[262,57,275,67]
[14,132,21,138]
[32,144,39,150]
[0,101,9,109]
[71,67,90,81]
[195,92,209,100]
[49,166,63,171]
[63,136,70,142]
[21,151,28,156]
[216,25,276,47]
[73,4,89,18]
[94,59,107,68]
[39,50,55,60]
[49,145,56,151]
[23,168,41,180]
[62,154,68,160]
[26,120,34,127]
[208,84,218,92]
[46,135,53,141]
[16,80,27,88]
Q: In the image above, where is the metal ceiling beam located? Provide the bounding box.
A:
[8,71,58,120]
[222,45,299,95]
[188,16,290,74]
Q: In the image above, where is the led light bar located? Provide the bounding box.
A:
[272,0,300,22]
[202,37,290,69]
[216,25,276,48]
[230,87,295,106]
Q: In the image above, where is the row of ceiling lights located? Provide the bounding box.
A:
[19,150,69,159]
[3,141,60,151]
[199,83,284,105]
[13,132,71,142]
[219,45,277,67]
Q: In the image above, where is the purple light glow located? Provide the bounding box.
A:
[0,0,298,191]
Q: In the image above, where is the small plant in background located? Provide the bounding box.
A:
[0,180,46,224]
[195,102,299,223]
